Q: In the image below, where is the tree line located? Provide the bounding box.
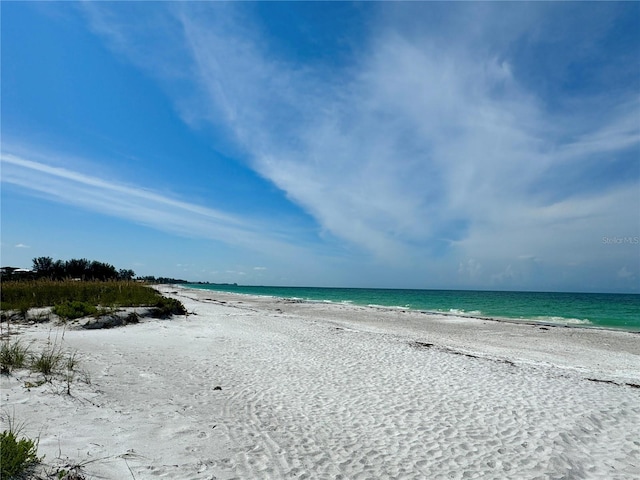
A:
[1,257,195,284]
[137,276,189,284]
[24,257,135,281]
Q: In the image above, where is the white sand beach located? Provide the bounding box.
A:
[2,285,639,479]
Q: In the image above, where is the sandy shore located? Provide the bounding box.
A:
[2,285,639,479]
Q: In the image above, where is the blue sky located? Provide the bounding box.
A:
[1,2,639,292]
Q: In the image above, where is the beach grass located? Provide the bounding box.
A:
[30,342,65,378]
[0,280,165,311]
[0,339,30,374]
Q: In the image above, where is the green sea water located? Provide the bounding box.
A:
[186,284,640,332]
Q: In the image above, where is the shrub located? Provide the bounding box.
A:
[0,429,41,479]
[0,340,30,375]
[153,297,187,318]
[52,301,97,320]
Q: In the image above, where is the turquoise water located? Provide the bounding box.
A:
[185,284,640,332]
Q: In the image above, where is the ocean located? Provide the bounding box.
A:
[185,284,640,332]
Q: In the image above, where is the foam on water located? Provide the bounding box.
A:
[532,316,592,326]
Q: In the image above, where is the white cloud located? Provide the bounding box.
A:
[15,243,30,248]
[0,151,309,258]
[12,3,639,290]
[171,6,638,277]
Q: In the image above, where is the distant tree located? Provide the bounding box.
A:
[52,260,66,280]
[88,261,118,281]
[66,258,91,279]
[138,275,189,284]
[26,256,144,282]
[32,256,54,277]
[118,269,136,281]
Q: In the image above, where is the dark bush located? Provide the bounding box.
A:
[153,297,187,318]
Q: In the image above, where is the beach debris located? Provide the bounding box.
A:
[584,378,640,388]
[586,378,617,385]
[409,341,517,367]
[585,378,640,389]
[409,341,434,349]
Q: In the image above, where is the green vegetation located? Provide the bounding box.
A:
[1,413,87,479]
[52,301,98,320]
[0,340,30,374]
[1,425,41,479]
[1,279,172,311]
[2,257,189,320]
[2,256,137,282]
[153,296,188,318]
[2,337,84,399]
[137,275,190,284]
[30,256,130,281]
[30,343,64,378]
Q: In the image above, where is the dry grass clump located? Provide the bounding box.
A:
[30,343,65,378]
[0,339,30,374]
[2,337,84,395]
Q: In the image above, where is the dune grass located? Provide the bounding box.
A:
[1,280,187,321]
[1,280,163,311]
[30,342,65,378]
[0,339,30,374]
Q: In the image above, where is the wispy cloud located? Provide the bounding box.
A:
[0,151,305,256]
[11,2,639,289]
[15,243,30,249]
[168,4,639,270]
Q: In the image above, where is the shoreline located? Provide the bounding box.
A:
[168,285,640,385]
[183,284,640,333]
[1,285,639,479]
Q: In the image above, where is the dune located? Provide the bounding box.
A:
[2,285,639,479]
